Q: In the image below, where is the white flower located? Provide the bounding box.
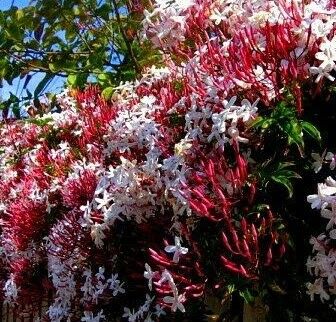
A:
[211,111,227,134]
[326,152,336,170]
[3,274,20,303]
[95,267,105,281]
[157,269,175,286]
[326,176,336,187]
[154,304,166,317]
[174,0,194,11]
[320,182,336,196]
[329,229,336,239]
[309,65,335,82]
[209,8,226,25]
[307,278,330,302]
[59,141,70,152]
[144,263,155,291]
[95,190,112,211]
[306,256,317,275]
[311,19,334,38]
[311,151,326,173]
[123,307,136,322]
[321,203,336,230]
[309,234,327,253]
[81,310,105,322]
[103,204,124,225]
[80,201,92,223]
[163,292,186,313]
[0,202,6,212]
[140,95,156,106]
[240,98,259,121]
[90,223,106,248]
[315,49,336,71]
[319,36,336,58]
[307,183,336,210]
[164,236,188,263]
[309,36,336,82]
[107,274,125,296]
[174,138,192,156]
[227,125,249,143]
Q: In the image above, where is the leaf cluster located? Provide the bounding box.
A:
[0,0,161,112]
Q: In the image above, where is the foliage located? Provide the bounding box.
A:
[0,0,160,114]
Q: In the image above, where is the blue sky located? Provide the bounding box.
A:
[0,0,30,10]
[0,0,65,102]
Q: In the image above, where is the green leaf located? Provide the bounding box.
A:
[259,162,300,198]
[282,120,303,148]
[271,175,294,197]
[67,74,79,87]
[11,102,21,118]
[67,73,87,88]
[16,9,24,21]
[72,5,81,16]
[96,3,111,20]
[26,117,53,127]
[227,284,236,294]
[5,24,21,41]
[9,93,19,104]
[239,289,255,303]
[97,73,113,86]
[48,62,61,73]
[101,87,114,100]
[248,116,266,129]
[301,121,321,142]
[275,169,301,179]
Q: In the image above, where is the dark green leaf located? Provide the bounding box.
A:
[239,289,255,303]
[301,121,321,142]
[271,175,294,197]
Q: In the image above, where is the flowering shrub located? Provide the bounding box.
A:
[1,0,336,321]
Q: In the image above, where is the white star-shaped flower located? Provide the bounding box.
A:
[163,292,186,313]
[95,190,112,211]
[311,151,326,173]
[164,236,188,263]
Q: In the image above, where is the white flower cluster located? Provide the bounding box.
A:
[142,0,195,49]
[56,88,77,110]
[104,100,159,154]
[82,154,163,247]
[81,310,106,322]
[307,176,336,306]
[79,268,125,321]
[159,269,186,313]
[80,267,125,305]
[3,274,20,304]
[310,36,336,82]
[47,255,77,322]
[207,96,259,146]
[143,263,186,315]
[123,294,156,322]
[311,151,336,173]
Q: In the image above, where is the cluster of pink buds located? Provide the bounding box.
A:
[180,148,249,222]
[221,211,286,280]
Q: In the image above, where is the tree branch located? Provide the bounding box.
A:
[110,0,140,73]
